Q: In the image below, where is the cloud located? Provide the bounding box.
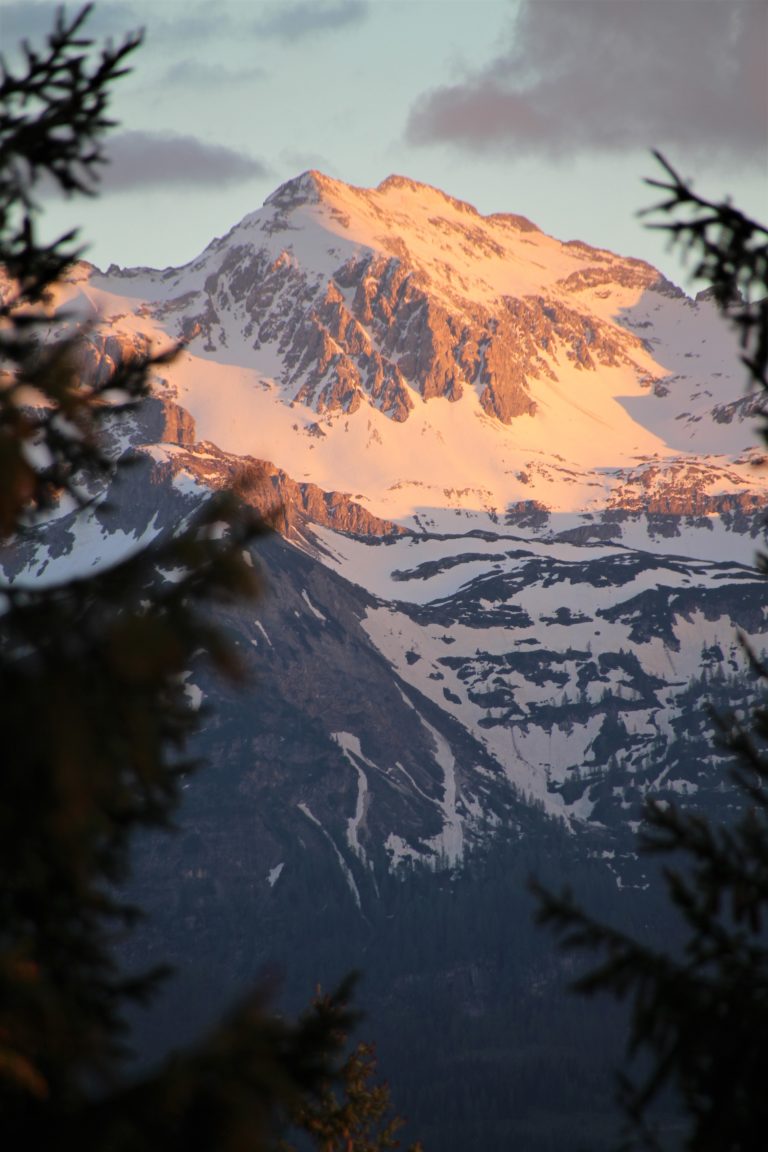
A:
[142,2,229,46]
[0,2,142,44]
[406,0,768,163]
[160,59,266,88]
[251,0,368,44]
[96,132,270,193]
[0,2,232,53]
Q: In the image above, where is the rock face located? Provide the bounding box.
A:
[74,329,152,386]
[136,397,197,446]
[230,458,408,538]
[138,440,407,539]
[158,221,652,429]
[600,460,768,538]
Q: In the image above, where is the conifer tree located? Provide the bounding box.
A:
[283,1012,421,1152]
[0,6,354,1148]
[535,156,768,1152]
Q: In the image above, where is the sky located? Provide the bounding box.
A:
[3,0,767,283]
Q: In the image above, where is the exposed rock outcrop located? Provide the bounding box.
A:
[142,216,654,430]
[136,397,197,446]
[606,461,767,526]
[74,329,151,386]
[156,440,407,540]
[232,458,408,538]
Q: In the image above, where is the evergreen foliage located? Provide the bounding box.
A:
[0,6,358,1148]
[535,157,768,1152]
[282,997,420,1152]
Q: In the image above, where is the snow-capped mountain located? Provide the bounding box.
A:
[9,171,768,882]
[89,169,767,549]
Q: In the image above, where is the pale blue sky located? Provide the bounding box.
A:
[4,0,767,282]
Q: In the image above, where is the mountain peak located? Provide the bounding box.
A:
[376,173,483,218]
[261,171,544,242]
[264,169,345,211]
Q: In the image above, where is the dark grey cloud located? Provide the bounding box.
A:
[407,0,768,163]
[251,0,368,44]
[97,132,270,192]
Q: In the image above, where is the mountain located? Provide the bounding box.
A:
[26,169,768,837]
[73,171,762,548]
[6,171,768,1149]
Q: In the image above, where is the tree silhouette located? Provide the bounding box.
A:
[0,7,355,1148]
[535,156,768,1152]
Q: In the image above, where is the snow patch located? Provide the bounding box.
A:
[181,674,203,711]
[297,802,361,909]
[331,731,373,864]
[302,589,327,622]
[254,620,272,647]
[385,832,423,868]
